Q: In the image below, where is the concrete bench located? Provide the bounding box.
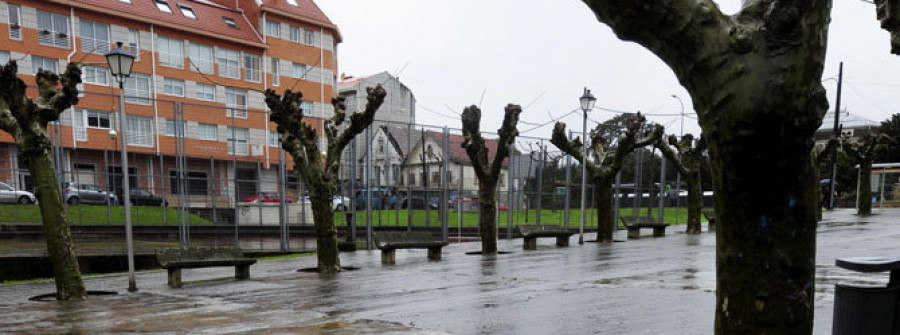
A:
[373,231,448,265]
[703,210,717,232]
[516,225,575,250]
[619,216,668,239]
[155,246,257,288]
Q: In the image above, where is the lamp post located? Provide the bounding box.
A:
[578,88,596,244]
[671,94,684,225]
[106,42,137,292]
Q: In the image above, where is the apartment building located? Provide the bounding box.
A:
[0,0,339,206]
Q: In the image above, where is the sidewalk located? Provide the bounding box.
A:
[0,208,896,334]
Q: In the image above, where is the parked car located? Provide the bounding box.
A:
[63,182,117,206]
[400,197,439,210]
[354,188,397,210]
[242,192,295,203]
[300,194,351,211]
[448,198,508,211]
[121,188,167,206]
[0,182,35,204]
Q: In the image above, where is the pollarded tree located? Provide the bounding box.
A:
[841,132,895,216]
[580,1,831,332]
[266,85,386,273]
[0,62,85,300]
[550,112,663,242]
[652,134,706,234]
[460,104,521,255]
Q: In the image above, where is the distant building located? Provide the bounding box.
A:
[815,110,880,149]
[338,71,416,126]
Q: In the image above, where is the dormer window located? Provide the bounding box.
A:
[178,4,196,19]
[154,0,172,13]
[223,17,237,28]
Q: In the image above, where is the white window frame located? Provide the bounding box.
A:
[0,51,8,65]
[226,88,248,118]
[301,101,313,116]
[162,77,184,97]
[292,62,307,78]
[178,4,197,19]
[216,48,241,79]
[73,109,87,141]
[158,36,184,69]
[188,43,214,74]
[154,0,173,13]
[82,66,109,86]
[265,20,281,38]
[128,29,140,60]
[289,26,300,43]
[8,4,22,41]
[196,83,215,101]
[31,56,58,74]
[124,73,151,105]
[80,20,110,54]
[37,10,70,49]
[164,119,185,137]
[304,29,314,45]
[227,127,249,155]
[198,123,217,140]
[244,54,261,83]
[85,110,111,129]
[268,131,280,147]
[127,115,154,147]
[269,58,279,86]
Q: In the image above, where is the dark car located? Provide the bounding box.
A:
[124,188,167,206]
[400,197,439,210]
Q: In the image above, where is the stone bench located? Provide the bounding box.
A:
[373,231,449,265]
[516,225,575,250]
[619,216,669,239]
[703,210,717,232]
[155,246,257,288]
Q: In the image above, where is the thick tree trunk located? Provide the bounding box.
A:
[28,147,85,300]
[858,161,872,216]
[685,174,702,234]
[309,183,341,273]
[711,132,818,333]
[478,182,498,254]
[594,177,614,243]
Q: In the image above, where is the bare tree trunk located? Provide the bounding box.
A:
[685,173,702,234]
[477,181,498,254]
[594,177,614,242]
[858,161,872,216]
[310,184,340,272]
[30,147,85,299]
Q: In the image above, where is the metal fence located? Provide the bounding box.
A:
[0,91,701,255]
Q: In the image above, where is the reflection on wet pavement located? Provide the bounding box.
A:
[0,209,897,334]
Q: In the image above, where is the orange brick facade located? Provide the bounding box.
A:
[0,0,338,205]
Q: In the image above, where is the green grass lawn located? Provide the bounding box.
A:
[0,204,211,226]
[340,207,708,228]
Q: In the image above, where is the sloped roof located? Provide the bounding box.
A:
[259,0,340,42]
[423,130,509,168]
[55,0,263,46]
[818,111,880,131]
[337,73,381,91]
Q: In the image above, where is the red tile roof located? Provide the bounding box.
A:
[426,130,510,168]
[52,0,264,47]
[260,0,333,25]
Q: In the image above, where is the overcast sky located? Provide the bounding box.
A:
[317,0,900,142]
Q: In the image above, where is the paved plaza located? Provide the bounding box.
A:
[0,209,897,334]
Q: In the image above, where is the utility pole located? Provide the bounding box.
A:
[829,62,843,210]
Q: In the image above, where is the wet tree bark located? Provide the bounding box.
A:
[841,134,893,216]
[461,105,521,255]
[267,85,386,273]
[0,62,85,300]
[551,113,662,242]
[653,135,706,234]
[581,1,832,332]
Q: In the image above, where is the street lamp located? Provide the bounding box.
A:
[105,42,137,292]
[671,94,685,225]
[578,87,596,244]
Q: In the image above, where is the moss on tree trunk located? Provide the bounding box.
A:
[685,173,702,234]
[593,177,615,242]
[477,182,498,254]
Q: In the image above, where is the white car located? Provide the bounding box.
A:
[300,195,352,211]
[0,182,36,204]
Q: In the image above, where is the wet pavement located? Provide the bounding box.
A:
[1,209,898,334]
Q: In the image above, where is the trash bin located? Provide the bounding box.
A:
[832,257,900,335]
